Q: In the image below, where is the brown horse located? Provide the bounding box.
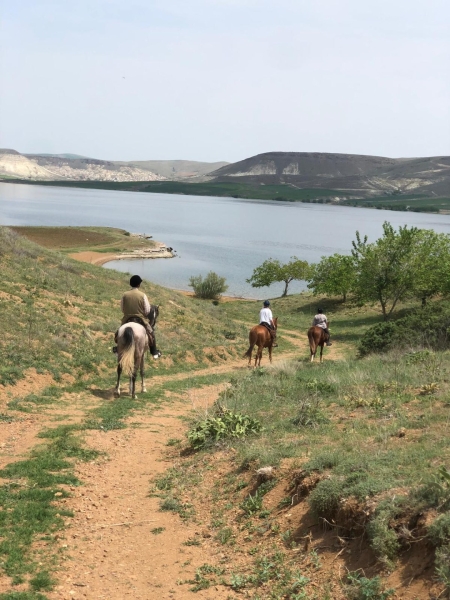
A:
[244,318,278,367]
[307,326,328,363]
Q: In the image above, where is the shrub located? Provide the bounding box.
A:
[309,478,345,519]
[435,545,450,593]
[188,271,228,299]
[358,321,397,356]
[187,407,263,450]
[358,302,450,356]
[428,513,450,546]
[367,505,400,564]
[344,572,394,600]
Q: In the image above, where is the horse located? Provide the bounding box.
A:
[244,318,278,367]
[114,305,159,399]
[307,325,328,363]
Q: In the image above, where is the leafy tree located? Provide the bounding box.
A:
[412,230,450,306]
[246,256,310,297]
[188,271,228,299]
[307,254,356,302]
[351,222,421,320]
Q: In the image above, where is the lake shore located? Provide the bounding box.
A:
[70,243,175,266]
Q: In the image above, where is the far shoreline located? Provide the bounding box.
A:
[2,178,445,215]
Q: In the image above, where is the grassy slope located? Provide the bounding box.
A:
[8,226,159,255]
[1,227,450,597]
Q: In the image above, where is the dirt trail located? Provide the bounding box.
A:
[48,387,232,600]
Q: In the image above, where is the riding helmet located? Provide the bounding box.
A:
[263,300,270,307]
[130,275,143,287]
[318,307,323,313]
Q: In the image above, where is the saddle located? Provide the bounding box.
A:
[123,316,146,328]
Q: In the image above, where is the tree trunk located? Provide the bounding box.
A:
[282,280,289,297]
[342,292,347,303]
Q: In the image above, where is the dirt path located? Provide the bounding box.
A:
[47,387,232,600]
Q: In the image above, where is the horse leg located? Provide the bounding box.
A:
[140,355,146,393]
[269,344,273,363]
[115,364,122,397]
[257,345,263,367]
[320,343,324,363]
[130,370,138,399]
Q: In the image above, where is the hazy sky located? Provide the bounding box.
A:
[1,0,449,161]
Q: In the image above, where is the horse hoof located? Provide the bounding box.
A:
[114,390,120,398]
[132,394,137,400]
[142,387,147,393]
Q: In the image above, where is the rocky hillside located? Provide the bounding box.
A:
[211,151,450,196]
[0,149,228,182]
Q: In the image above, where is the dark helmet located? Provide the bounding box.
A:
[317,307,323,313]
[263,300,270,307]
[130,275,143,287]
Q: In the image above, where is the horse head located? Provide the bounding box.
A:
[148,304,160,328]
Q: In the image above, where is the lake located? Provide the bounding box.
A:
[2,182,450,298]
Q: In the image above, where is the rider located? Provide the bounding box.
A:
[259,300,277,346]
[115,275,160,359]
[312,308,332,346]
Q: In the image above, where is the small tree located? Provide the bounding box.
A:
[351,222,421,320]
[412,230,450,306]
[307,254,356,302]
[247,256,310,297]
[189,271,228,300]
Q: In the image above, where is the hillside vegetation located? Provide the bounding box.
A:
[1,227,450,598]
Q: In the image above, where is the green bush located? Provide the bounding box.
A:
[188,271,228,299]
[367,505,400,563]
[428,513,450,546]
[358,302,450,356]
[344,572,394,599]
[435,545,450,593]
[358,322,397,356]
[187,408,263,450]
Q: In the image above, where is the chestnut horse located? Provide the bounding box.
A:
[307,326,328,363]
[244,318,278,367]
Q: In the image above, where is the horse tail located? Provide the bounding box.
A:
[244,343,255,359]
[244,329,257,358]
[119,327,136,376]
[307,327,317,355]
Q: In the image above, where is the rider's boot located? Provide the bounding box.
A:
[112,330,118,353]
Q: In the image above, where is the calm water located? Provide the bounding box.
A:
[2,182,450,298]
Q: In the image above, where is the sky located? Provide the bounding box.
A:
[1,0,449,162]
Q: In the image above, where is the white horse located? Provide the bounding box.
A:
[114,322,148,399]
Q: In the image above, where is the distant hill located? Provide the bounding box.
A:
[26,153,90,160]
[116,159,229,180]
[0,150,228,182]
[211,152,450,197]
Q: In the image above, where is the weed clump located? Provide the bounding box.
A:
[188,407,263,450]
[344,572,394,599]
